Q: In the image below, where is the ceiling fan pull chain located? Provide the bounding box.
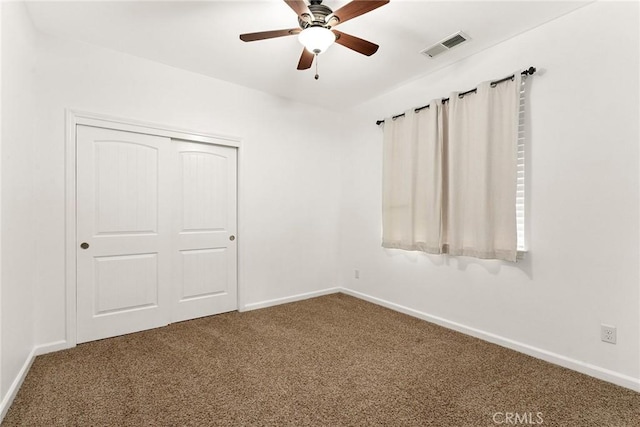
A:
[314,54,319,80]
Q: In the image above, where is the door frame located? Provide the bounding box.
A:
[65,109,243,348]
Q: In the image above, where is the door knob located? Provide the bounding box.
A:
[80,242,89,249]
[229,235,235,241]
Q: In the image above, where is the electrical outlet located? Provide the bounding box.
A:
[354,269,360,279]
[601,324,617,344]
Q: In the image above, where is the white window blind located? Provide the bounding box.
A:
[516,77,527,253]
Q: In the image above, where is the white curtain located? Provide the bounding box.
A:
[444,74,521,262]
[382,73,522,262]
[382,102,443,253]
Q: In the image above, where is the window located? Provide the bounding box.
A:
[382,72,529,262]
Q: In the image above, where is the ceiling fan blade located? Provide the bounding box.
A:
[240,28,300,42]
[297,48,314,70]
[284,0,313,19]
[330,0,389,26]
[333,30,379,56]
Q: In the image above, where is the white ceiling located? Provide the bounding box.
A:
[26,0,591,109]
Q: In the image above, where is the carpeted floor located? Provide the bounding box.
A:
[3,293,639,426]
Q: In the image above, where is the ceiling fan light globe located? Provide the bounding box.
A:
[298,26,335,55]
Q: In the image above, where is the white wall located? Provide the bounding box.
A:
[0,0,38,407]
[338,1,640,388]
[33,34,343,345]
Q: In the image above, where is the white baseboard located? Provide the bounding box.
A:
[0,340,71,423]
[0,347,36,423]
[241,287,341,312]
[340,287,640,393]
[34,340,72,356]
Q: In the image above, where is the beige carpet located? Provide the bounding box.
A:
[3,293,639,426]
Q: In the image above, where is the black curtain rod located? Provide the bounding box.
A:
[375,66,536,126]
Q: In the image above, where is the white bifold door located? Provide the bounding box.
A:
[76,125,237,343]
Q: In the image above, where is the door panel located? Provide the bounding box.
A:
[181,151,228,231]
[77,126,173,343]
[94,141,159,234]
[173,142,237,322]
[94,253,159,314]
[180,248,228,300]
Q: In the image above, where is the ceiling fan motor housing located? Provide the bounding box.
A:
[299,1,334,28]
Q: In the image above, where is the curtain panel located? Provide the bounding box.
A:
[382,102,443,253]
[381,73,523,262]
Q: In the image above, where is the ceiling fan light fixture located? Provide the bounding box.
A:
[298,26,335,54]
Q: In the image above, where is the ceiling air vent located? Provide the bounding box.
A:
[420,31,470,58]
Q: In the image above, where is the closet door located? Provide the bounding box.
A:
[172,141,237,322]
[76,125,173,343]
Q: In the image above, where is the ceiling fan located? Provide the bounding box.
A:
[240,0,389,77]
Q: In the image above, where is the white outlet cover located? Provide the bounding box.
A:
[601,324,617,344]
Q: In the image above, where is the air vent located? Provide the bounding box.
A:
[420,31,470,58]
